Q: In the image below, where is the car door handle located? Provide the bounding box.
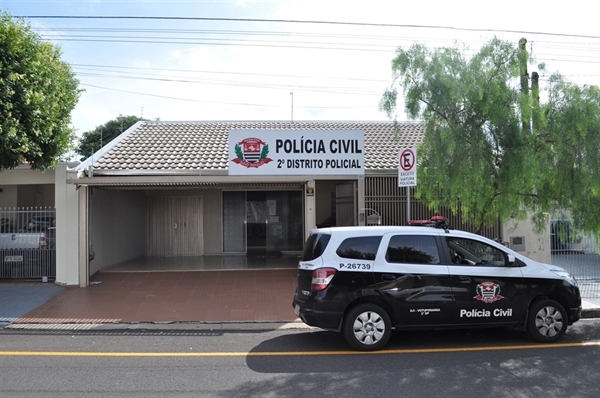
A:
[382,274,396,282]
[458,276,471,283]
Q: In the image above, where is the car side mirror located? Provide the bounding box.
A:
[506,254,525,267]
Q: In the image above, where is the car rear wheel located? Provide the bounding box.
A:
[343,304,391,351]
[527,299,568,343]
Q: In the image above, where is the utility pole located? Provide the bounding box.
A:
[531,71,540,132]
[519,38,531,133]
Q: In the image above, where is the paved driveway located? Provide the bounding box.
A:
[0,283,65,326]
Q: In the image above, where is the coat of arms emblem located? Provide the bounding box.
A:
[232,137,272,168]
[474,282,504,303]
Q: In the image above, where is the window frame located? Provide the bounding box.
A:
[384,234,444,265]
[335,235,383,261]
[444,236,508,267]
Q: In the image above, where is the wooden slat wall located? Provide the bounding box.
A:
[336,182,357,227]
[146,196,203,256]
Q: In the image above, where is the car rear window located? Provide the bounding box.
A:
[336,236,382,260]
[300,233,331,261]
[386,235,441,264]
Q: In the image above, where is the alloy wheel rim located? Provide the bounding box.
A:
[534,306,564,337]
[353,311,385,345]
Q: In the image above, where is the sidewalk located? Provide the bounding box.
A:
[2,269,300,330]
[2,269,599,331]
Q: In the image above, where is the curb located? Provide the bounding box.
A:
[1,320,314,332]
[582,308,600,319]
[3,309,599,332]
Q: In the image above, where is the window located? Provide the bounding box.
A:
[386,235,440,264]
[446,237,506,266]
[336,236,382,260]
[301,233,331,261]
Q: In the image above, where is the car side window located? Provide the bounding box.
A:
[386,235,441,264]
[445,237,506,266]
[336,236,382,260]
[301,233,331,261]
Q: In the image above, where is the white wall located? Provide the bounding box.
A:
[89,189,146,274]
[0,166,55,185]
[502,216,551,264]
[0,185,17,207]
[55,165,80,286]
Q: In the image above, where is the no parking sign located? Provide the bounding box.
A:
[398,148,417,187]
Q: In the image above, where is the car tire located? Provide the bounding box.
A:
[527,299,568,343]
[343,304,391,351]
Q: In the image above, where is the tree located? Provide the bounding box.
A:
[0,12,81,171]
[535,77,600,234]
[76,115,146,160]
[380,37,600,236]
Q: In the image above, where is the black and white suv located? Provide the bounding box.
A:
[292,221,582,350]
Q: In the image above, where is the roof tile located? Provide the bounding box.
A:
[92,121,424,171]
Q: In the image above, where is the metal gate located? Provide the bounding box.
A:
[550,219,600,304]
[364,176,502,238]
[0,207,56,280]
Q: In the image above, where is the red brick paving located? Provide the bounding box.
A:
[18,269,299,323]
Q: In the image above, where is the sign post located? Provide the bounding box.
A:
[398,148,417,222]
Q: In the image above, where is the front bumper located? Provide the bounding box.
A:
[570,306,582,324]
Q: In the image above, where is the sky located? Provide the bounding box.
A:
[2,0,600,137]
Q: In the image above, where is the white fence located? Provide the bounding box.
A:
[0,207,56,280]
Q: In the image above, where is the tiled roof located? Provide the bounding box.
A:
[92,121,424,172]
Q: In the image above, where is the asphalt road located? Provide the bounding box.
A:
[1,320,599,398]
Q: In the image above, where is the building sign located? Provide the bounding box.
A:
[229,130,364,175]
[398,147,417,187]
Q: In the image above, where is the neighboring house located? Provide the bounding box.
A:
[0,163,78,282]
[3,121,551,287]
[0,165,56,208]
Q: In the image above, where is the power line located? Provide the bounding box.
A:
[80,83,380,108]
[76,72,383,95]
[20,15,600,39]
[71,63,391,83]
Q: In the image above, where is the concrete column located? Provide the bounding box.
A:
[357,175,365,226]
[78,185,89,287]
[55,165,80,286]
[304,180,316,239]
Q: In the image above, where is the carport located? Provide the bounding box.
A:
[68,176,313,285]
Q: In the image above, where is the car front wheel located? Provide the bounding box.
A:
[527,299,568,343]
[343,304,391,351]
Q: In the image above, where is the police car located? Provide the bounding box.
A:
[292,218,582,350]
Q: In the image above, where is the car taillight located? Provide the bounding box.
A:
[311,268,337,291]
[39,237,47,249]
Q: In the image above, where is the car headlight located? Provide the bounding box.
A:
[553,270,578,286]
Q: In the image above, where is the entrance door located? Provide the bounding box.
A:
[146,196,203,256]
[223,191,303,253]
[336,182,357,226]
[246,191,268,253]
